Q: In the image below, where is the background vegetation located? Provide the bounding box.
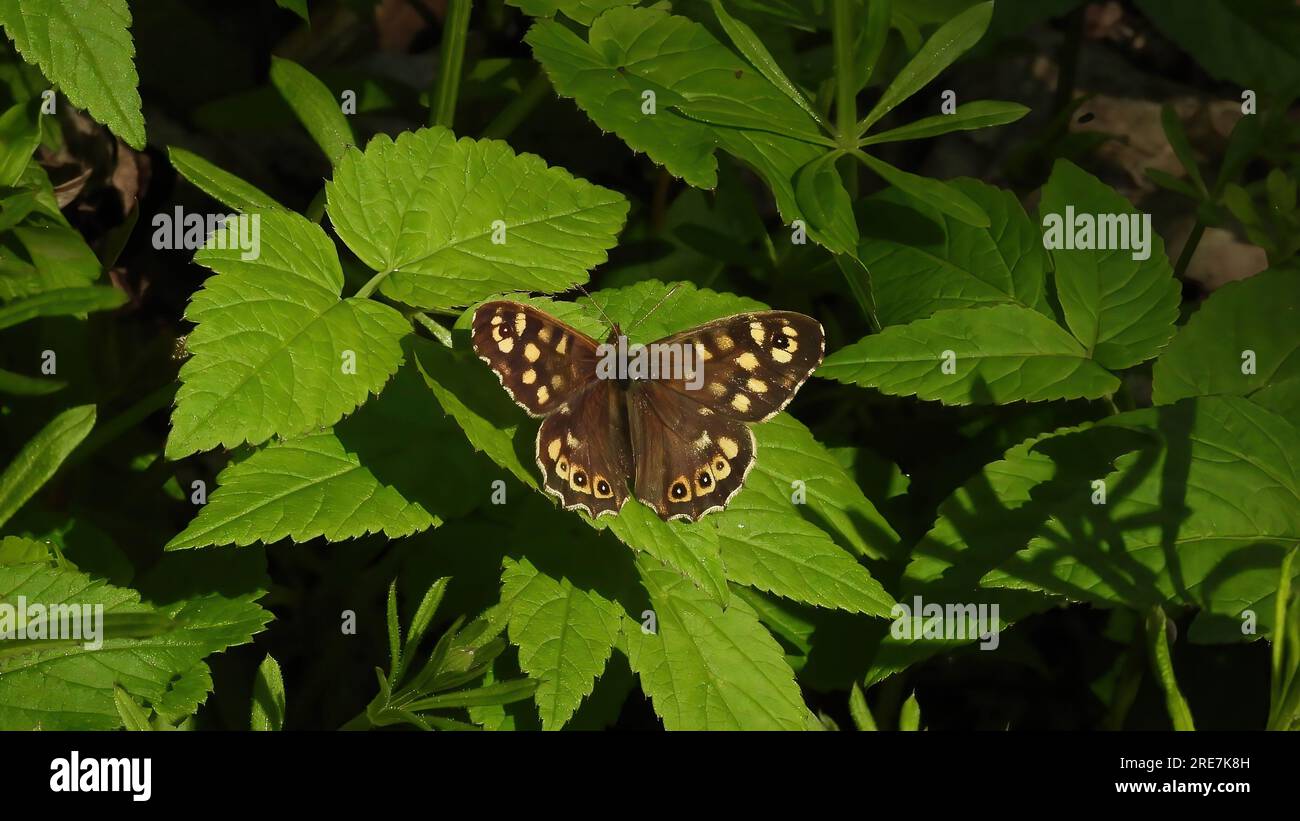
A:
[0,0,1297,730]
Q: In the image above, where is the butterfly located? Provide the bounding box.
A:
[471,298,824,522]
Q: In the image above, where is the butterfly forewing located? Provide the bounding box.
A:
[471,301,600,417]
[650,311,824,422]
[536,381,632,517]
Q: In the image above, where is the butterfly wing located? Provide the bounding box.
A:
[536,380,632,518]
[651,311,824,422]
[628,380,756,521]
[471,301,601,417]
[626,311,822,521]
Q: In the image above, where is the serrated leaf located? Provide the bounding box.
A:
[113,685,151,730]
[0,404,94,528]
[820,304,1120,405]
[0,561,268,729]
[507,0,636,25]
[500,556,622,729]
[168,146,285,214]
[983,398,1300,635]
[326,127,627,311]
[606,500,730,606]
[857,178,1050,326]
[525,6,825,230]
[1152,269,1300,405]
[167,347,485,549]
[270,57,354,166]
[1039,160,1180,369]
[166,209,409,458]
[621,554,813,729]
[0,0,145,148]
[868,422,1151,684]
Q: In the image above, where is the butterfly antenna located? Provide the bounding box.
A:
[573,282,617,333]
[626,283,682,334]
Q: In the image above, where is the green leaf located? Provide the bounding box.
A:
[113,685,152,731]
[983,398,1300,634]
[857,178,1050,325]
[1039,159,1180,369]
[0,0,146,148]
[794,152,858,255]
[0,404,94,528]
[326,127,627,310]
[709,0,826,130]
[898,691,921,730]
[621,554,813,729]
[606,500,730,606]
[1152,269,1300,405]
[0,99,40,185]
[166,348,485,548]
[0,285,125,331]
[1134,0,1300,100]
[165,210,409,459]
[525,6,824,226]
[820,304,1120,405]
[857,1,994,135]
[859,100,1029,146]
[1158,104,1206,196]
[167,146,285,213]
[506,0,636,25]
[269,57,355,166]
[500,556,623,729]
[848,682,877,730]
[0,222,102,300]
[854,150,989,227]
[250,654,285,730]
[275,0,309,23]
[0,560,269,729]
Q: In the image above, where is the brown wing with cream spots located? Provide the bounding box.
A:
[536,380,632,518]
[627,379,756,522]
[648,311,824,422]
[471,300,600,417]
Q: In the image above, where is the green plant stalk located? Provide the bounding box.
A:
[431,0,474,128]
[482,71,550,140]
[354,269,392,299]
[831,0,856,149]
[1145,606,1195,731]
[1267,546,1299,729]
[1172,220,1206,281]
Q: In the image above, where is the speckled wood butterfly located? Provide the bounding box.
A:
[472,300,824,522]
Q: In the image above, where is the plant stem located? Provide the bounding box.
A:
[1145,606,1195,731]
[482,71,550,139]
[354,269,392,299]
[831,0,856,149]
[1173,219,1206,281]
[431,0,473,128]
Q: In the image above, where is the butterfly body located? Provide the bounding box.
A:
[472,299,823,522]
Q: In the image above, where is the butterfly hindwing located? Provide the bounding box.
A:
[537,380,632,518]
[471,300,600,417]
[651,311,824,422]
[628,380,756,522]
